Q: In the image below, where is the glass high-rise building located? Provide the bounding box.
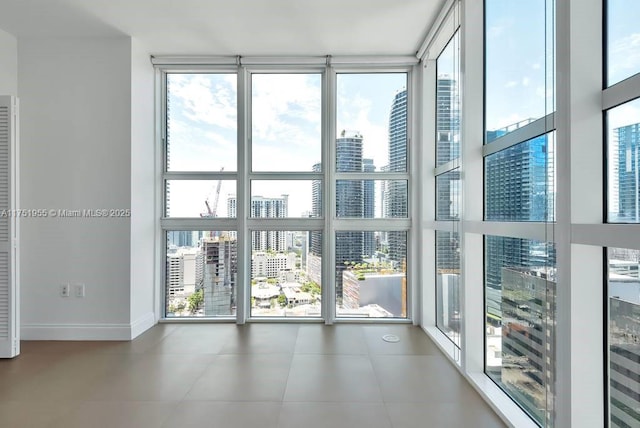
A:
[387,90,408,265]
[616,123,640,222]
[167,230,194,248]
[363,158,375,258]
[485,132,553,223]
[436,77,460,166]
[228,195,289,252]
[335,131,365,299]
[484,130,555,321]
[310,162,322,257]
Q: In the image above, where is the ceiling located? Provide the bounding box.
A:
[0,0,445,56]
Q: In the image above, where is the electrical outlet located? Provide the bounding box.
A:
[74,283,85,298]
[60,284,70,297]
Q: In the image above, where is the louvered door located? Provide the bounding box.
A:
[0,96,19,358]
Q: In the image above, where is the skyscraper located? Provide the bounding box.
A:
[167,230,194,248]
[616,123,640,221]
[335,130,365,299]
[227,194,289,252]
[435,76,461,283]
[363,158,375,257]
[436,76,460,166]
[485,132,552,222]
[387,90,408,265]
[500,266,556,426]
[307,162,323,285]
[310,162,322,256]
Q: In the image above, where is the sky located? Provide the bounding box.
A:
[485,0,640,133]
[485,0,554,133]
[485,0,639,218]
[166,1,640,218]
[167,72,407,218]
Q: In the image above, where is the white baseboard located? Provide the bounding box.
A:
[130,312,156,340]
[22,312,157,341]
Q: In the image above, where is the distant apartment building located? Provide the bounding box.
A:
[500,266,556,427]
[166,246,203,299]
[608,262,640,428]
[227,194,289,252]
[334,130,365,299]
[387,90,408,266]
[251,252,297,279]
[615,123,640,221]
[363,158,375,258]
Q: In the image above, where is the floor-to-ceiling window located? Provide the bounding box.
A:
[435,31,462,349]
[248,72,323,318]
[334,72,410,319]
[157,61,414,322]
[483,0,556,425]
[163,72,238,318]
[605,2,640,426]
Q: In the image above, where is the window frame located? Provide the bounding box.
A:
[603,2,640,426]
[156,59,416,324]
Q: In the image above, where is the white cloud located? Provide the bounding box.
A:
[609,32,640,83]
[336,92,390,169]
[505,80,518,88]
[250,74,322,170]
[608,100,640,131]
[167,117,236,171]
[168,74,237,130]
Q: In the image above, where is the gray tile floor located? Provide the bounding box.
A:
[0,324,506,428]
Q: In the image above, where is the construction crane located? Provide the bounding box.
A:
[201,167,224,219]
[200,168,224,241]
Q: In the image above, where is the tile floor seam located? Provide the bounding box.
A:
[4,324,505,427]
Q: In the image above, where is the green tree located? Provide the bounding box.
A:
[278,294,287,307]
[188,289,204,312]
[301,281,321,295]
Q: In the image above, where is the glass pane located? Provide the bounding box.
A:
[436,169,461,220]
[607,0,640,86]
[165,180,236,218]
[336,180,407,218]
[250,231,321,318]
[336,231,407,318]
[250,180,317,218]
[166,74,237,172]
[436,231,461,347]
[436,32,461,166]
[485,133,555,222]
[166,231,237,318]
[485,0,555,143]
[336,74,407,172]
[607,247,640,428]
[485,235,556,426]
[251,74,321,172]
[607,98,640,222]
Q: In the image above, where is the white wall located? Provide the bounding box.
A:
[19,37,133,339]
[130,38,157,337]
[0,28,17,95]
